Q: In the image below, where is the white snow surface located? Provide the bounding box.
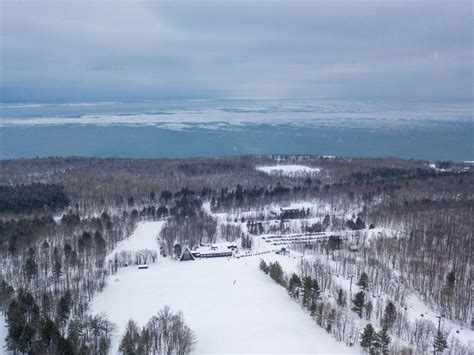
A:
[256,165,320,176]
[0,315,6,352]
[92,257,354,354]
[108,221,164,258]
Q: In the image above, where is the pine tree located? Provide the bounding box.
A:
[360,323,375,351]
[352,291,365,318]
[6,291,40,353]
[374,327,390,355]
[57,291,72,330]
[382,301,396,329]
[365,300,373,321]
[355,217,366,230]
[25,256,38,282]
[40,317,60,350]
[301,276,313,307]
[56,336,74,355]
[53,259,62,282]
[119,320,141,355]
[433,330,448,353]
[446,271,455,289]
[337,288,346,306]
[357,272,369,291]
[288,273,301,299]
[311,278,321,303]
[269,262,284,285]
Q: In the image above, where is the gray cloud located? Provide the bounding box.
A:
[1,0,472,101]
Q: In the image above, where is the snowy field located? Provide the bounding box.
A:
[92,221,355,354]
[256,165,320,176]
[108,221,164,260]
[92,256,355,354]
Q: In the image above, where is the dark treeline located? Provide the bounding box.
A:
[0,183,69,214]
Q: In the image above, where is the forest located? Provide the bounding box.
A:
[0,155,472,354]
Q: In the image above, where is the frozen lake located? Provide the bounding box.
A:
[1,99,472,161]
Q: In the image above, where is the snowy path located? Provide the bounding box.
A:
[92,255,355,354]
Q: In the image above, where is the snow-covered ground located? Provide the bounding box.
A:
[0,315,6,352]
[108,221,164,259]
[92,256,355,354]
[256,165,320,176]
[91,221,355,354]
[404,293,474,348]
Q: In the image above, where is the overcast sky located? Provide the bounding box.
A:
[1,0,472,102]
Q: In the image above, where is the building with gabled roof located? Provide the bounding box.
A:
[180,247,195,261]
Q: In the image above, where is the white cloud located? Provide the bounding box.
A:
[1,0,472,101]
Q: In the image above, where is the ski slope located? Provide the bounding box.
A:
[92,257,355,354]
[91,222,354,353]
[107,221,164,260]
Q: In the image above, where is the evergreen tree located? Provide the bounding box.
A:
[301,276,313,307]
[352,291,365,318]
[6,291,40,353]
[382,301,396,329]
[446,271,455,289]
[288,273,301,299]
[355,217,366,230]
[56,336,75,355]
[373,327,391,354]
[365,300,373,321]
[137,328,151,354]
[40,317,60,350]
[337,288,346,306]
[25,256,38,282]
[357,272,369,291]
[259,259,269,274]
[57,291,72,330]
[119,319,141,355]
[360,323,375,351]
[53,258,62,281]
[311,278,321,303]
[269,262,284,285]
[433,330,448,353]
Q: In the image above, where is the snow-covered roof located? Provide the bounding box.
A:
[193,243,235,256]
[280,206,301,212]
